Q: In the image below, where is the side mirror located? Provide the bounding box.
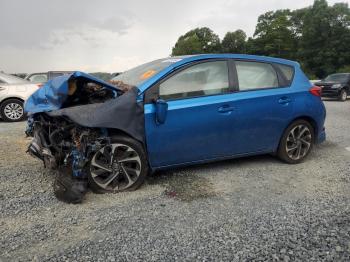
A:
[155,99,168,125]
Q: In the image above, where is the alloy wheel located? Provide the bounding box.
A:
[4,102,24,120]
[285,124,312,160]
[90,143,142,191]
[341,90,347,101]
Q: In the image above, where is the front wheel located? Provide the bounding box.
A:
[277,120,314,164]
[88,135,148,193]
[338,89,347,102]
[0,99,25,122]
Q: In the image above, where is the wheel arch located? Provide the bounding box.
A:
[275,115,318,152]
[0,97,25,105]
[106,128,145,146]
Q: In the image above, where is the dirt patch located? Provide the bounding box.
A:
[149,171,218,202]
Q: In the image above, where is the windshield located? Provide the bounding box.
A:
[324,74,349,83]
[111,57,187,87]
[0,72,29,84]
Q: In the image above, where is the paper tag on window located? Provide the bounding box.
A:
[140,70,157,80]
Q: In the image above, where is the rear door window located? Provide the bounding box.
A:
[235,61,279,91]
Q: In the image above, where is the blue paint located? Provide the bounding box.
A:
[71,148,86,178]
[142,55,326,169]
[25,54,326,171]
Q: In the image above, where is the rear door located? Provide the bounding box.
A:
[144,60,237,168]
[225,60,295,154]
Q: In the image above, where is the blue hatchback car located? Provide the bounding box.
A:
[25,54,326,202]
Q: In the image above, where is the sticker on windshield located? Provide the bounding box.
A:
[140,70,157,80]
[161,59,182,63]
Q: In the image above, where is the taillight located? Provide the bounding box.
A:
[309,86,322,97]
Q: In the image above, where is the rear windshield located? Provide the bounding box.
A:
[111,58,186,87]
[0,73,29,84]
[325,74,349,82]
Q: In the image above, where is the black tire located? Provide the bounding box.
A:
[338,89,347,102]
[277,120,314,164]
[88,135,149,194]
[0,99,25,122]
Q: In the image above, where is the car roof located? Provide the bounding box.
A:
[48,71,74,73]
[171,54,299,67]
[328,73,350,76]
[138,54,299,93]
[27,72,46,75]
[28,71,74,75]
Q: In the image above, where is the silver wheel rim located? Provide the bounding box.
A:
[90,143,142,191]
[341,90,347,100]
[286,124,312,160]
[4,102,23,120]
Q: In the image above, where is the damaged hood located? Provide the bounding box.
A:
[24,71,120,113]
[46,87,145,142]
[24,71,145,143]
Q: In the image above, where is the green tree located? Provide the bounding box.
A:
[221,30,247,53]
[249,10,298,60]
[170,0,350,77]
[171,27,221,56]
[338,65,350,73]
[299,0,350,77]
[90,72,113,81]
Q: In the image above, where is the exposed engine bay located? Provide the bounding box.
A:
[24,72,144,203]
[26,114,115,203]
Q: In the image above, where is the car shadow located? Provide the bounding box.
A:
[146,154,279,201]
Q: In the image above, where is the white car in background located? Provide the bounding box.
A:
[0,72,39,122]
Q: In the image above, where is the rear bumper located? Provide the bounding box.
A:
[321,89,340,98]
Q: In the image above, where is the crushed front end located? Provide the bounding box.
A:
[26,114,112,203]
[24,72,144,203]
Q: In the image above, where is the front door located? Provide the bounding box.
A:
[144,60,237,168]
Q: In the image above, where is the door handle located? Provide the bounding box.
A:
[218,105,235,113]
[278,97,292,105]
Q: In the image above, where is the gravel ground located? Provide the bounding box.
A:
[0,99,349,262]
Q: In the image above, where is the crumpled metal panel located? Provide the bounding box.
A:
[46,87,145,143]
[24,71,120,113]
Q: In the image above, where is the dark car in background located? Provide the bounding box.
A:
[315,73,350,101]
[25,71,74,86]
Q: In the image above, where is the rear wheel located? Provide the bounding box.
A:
[277,120,314,164]
[88,135,148,193]
[338,89,347,102]
[0,99,25,122]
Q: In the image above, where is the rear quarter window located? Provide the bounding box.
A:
[275,64,294,86]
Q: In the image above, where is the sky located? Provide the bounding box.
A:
[0,0,348,73]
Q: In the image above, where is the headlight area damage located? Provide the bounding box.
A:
[25,72,145,204]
